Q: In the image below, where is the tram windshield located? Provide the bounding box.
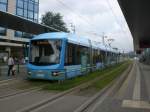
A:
[29,39,62,66]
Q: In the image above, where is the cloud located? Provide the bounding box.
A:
[39,0,133,52]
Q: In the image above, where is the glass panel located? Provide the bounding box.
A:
[15,31,22,37]
[24,9,27,18]
[0,0,7,3]
[0,27,6,36]
[24,1,28,9]
[17,0,23,8]
[34,13,38,20]
[34,0,39,3]
[34,3,38,12]
[22,32,32,38]
[0,3,6,12]
[35,0,39,3]
[30,40,62,66]
[28,11,33,19]
[28,1,34,11]
[17,8,23,16]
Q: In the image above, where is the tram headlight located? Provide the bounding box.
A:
[28,71,31,75]
[52,71,60,76]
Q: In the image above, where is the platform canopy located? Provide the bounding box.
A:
[118,0,150,51]
[0,11,60,35]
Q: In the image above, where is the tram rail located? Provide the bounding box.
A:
[17,63,129,112]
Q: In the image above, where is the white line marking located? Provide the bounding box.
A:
[0,83,9,87]
[122,100,150,109]
[133,62,141,100]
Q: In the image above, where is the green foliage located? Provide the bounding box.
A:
[91,62,129,90]
[41,12,69,32]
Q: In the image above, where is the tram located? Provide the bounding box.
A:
[27,32,118,80]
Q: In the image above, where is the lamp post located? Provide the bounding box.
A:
[113,47,118,63]
[101,33,108,66]
[107,38,115,65]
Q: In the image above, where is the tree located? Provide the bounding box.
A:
[41,12,69,32]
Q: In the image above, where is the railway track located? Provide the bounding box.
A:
[0,86,42,100]
[0,79,52,100]
[74,63,133,112]
[17,63,131,112]
[0,78,48,100]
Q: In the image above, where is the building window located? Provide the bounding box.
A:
[15,0,39,38]
[24,1,28,10]
[0,3,6,11]
[35,0,39,3]
[15,31,33,39]
[17,8,23,16]
[34,3,38,12]
[28,1,34,11]
[17,0,23,8]
[0,27,6,36]
[24,9,27,17]
[0,0,8,12]
[16,0,39,22]
[23,32,33,38]
[15,31,23,37]
[0,0,7,3]
[28,11,34,19]
[34,13,38,20]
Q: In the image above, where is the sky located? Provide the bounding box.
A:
[39,0,134,53]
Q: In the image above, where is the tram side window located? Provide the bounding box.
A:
[65,43,74,65]
[93,49,95,64]
[68,44,73,64]
[65,43,89,66]
[76,45,80,64]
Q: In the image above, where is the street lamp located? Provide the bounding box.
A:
[106,38,115,65]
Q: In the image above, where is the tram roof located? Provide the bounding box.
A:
[32,32,117,53]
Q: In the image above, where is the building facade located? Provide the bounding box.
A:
[0,0,39,62]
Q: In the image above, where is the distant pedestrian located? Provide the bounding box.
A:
[7,56,15,76]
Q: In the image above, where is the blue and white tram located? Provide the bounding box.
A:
[27,32,118,80]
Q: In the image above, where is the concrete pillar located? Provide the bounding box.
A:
[5,47,11,56]
[134,37,140,51]
[6,0,16,39]
[8,0,16,14]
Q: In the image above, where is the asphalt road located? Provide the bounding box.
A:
[85,60,150,112]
